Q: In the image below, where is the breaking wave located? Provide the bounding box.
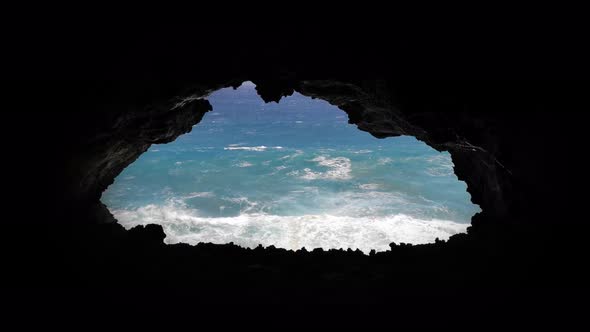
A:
[112,202,468,253]
[298,156,352,180]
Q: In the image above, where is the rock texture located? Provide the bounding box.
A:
[37,77,585,281]
[70,87,217,222]
[7,77,588,319]
[66,79,512,230]
[4,18,590,325]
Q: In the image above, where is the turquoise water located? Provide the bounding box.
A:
[101,82,480,252]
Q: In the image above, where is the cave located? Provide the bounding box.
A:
[5,16,590,326]
[101,81,480,252]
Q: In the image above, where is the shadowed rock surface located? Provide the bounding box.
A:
[3,16,590,326]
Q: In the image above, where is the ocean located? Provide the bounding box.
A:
[101,82,481,253]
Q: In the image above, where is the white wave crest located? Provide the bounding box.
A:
[224,146,284,152]
[112,203,468,253]
[279,149,304,160]
[225,145,268,151]
[377,157,393,165]
[235,161,253,168]
[425,154,454,176]
[184,192,215,199]
[359,183,381,190]
[352,149,373,154]
[223,196,260,213]
[300,156,352,180]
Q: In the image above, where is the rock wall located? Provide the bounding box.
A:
[73,79,523,233]
[4,19,589,319]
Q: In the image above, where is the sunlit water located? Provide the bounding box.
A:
[102,82,480,253]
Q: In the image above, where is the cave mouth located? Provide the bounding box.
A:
[101,81,481,253]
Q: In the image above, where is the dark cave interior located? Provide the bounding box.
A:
[3,16,590,325]
[10,78,588,318]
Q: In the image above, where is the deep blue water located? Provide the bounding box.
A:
[102,82,480,252]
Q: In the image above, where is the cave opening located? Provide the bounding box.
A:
[101,81,481,253]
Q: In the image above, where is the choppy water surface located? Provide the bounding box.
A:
[102,82,480,252]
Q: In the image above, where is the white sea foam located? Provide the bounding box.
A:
[184,192,215,199]
[235,161,253,168]
[425,154,454,176]
[300,156,352,180]
[279,150,304,160]
[112,203,468,253]
[303,190,411,217]
[224,146,284,152]
[352,149,373,154]
[377,157,393,165]
[223,196,261,213]
[425,167,454,177]
[359,183,380,190]
[225,145,268,151]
